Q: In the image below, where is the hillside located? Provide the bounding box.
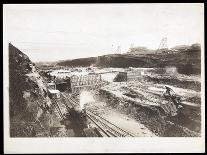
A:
[57,57,97,67]
[56,44,201,75]
[9,43,54,137]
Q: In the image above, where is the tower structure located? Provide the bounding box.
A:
[158,37,168,52]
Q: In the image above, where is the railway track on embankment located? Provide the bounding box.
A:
[56,93,135,137]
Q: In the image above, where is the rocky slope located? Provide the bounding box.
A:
[9,43,54,137]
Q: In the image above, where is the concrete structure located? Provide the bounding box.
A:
[70,74,104,93]
[126,69,149,81]
[113,72,127,82]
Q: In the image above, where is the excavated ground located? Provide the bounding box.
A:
[88,73,201,137]
[86,98,156,137]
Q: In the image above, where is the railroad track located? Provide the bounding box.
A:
[61,93,135,137]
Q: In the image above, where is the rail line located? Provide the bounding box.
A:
[61,93,135,137]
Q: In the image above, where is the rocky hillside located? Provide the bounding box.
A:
[9,43,53,137]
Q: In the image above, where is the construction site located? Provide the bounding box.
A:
[44,67,201,137]
[5,4,205,154]
[9,37,201,137]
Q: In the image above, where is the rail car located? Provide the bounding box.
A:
[48,89,61,99]
[46,82,61,99]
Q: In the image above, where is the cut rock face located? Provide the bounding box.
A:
[9,43,55,137]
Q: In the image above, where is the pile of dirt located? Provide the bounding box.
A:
[9,43,56,137]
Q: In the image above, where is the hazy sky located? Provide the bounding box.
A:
[4,4,204,62]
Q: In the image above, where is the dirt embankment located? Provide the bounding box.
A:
[97,81,200,137]
[9,43,55,137]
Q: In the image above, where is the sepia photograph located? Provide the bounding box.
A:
[3,3,205,153]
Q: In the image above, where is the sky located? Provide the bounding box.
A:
[4,4,204,62]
